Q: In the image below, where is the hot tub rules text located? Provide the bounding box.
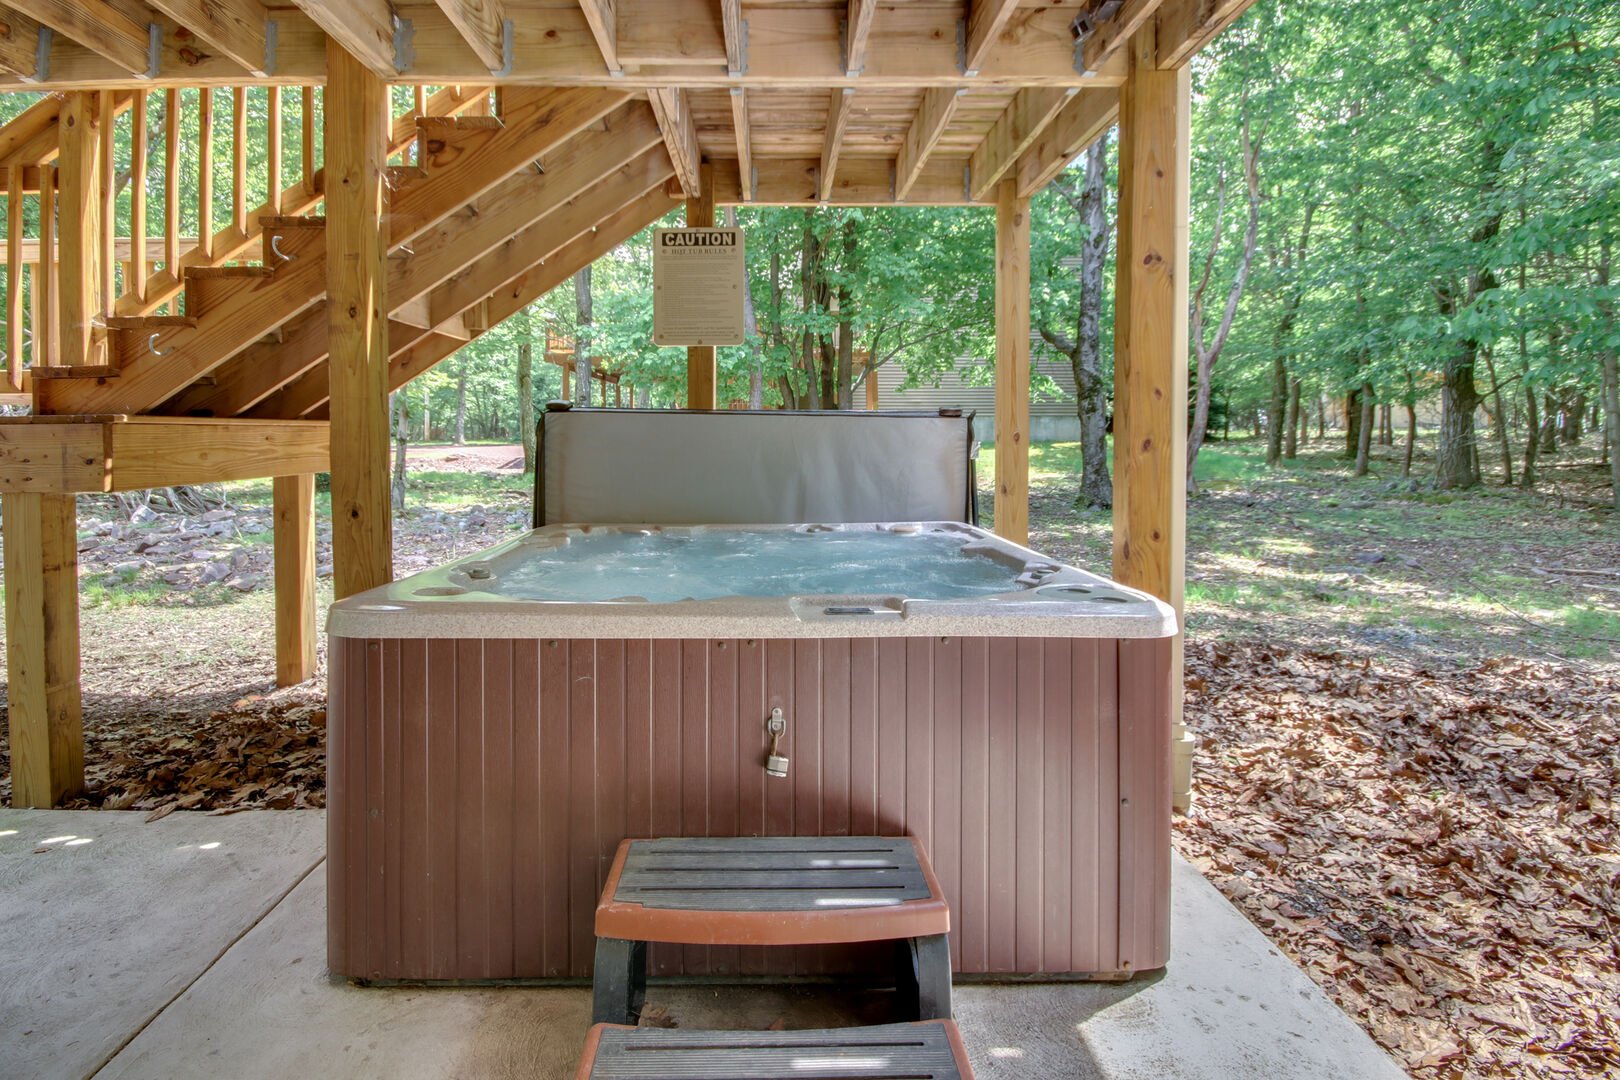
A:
[652,228,746,347]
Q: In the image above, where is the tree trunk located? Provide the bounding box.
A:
[1435,347,1482,489]
[1599,242,1620,508]
[518,341,535,472]
[1521,385,1540,489]
[1284,379,1301,459]
[1402,404,1417,478]
[1266,354,1287,467]
[1354,381,1374,477]
[1480,348,1512,485]
[1344,389,1361,459]
[1316,396,1325,440]
[574,264,593,406]
[390,392,408,512]
[729,207,764,410]
[454,365,468,445]
[835,217,857,410]
[1539,394,1559,453]
[1565,393,1585,444]
[421,380,431,441]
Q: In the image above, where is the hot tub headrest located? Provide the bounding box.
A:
[536,407,977,526]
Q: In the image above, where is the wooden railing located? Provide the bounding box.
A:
[0,84,491,399]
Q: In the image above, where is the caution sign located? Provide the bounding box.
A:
[653,228,746,346]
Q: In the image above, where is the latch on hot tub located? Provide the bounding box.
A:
[764,708,789,778]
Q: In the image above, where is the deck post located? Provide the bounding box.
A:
[685,161,717,409]
[993,178,1031,546]
[273,474,318,686]
[325,40,393,600]
[3,493,83,806]
[1112,29,1190,803]
[57,92,103,368]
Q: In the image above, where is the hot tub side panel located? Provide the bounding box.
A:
[328,634,1171,981]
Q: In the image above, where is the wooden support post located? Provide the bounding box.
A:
[325,41,393,600]
[1112,31,1190,812]
[273,474,318,686]
[863,351,879,410]
[993,178,1030,546]
[56,93,103,368]
[685,161,716,409]
[3,493,83,806]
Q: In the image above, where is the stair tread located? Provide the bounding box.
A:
[580,1021,970,1080]
[30,365,120,379]
[105,315,197,329]
[259,215,326,228]
[186,265,274,280]
[596,836,948,945]
[418,114,504,131]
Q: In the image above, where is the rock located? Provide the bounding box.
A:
[1354,552,1386,565]
[201,560,232,585]
[225,575,262,593]
[111,560,147,576]
[317,562,334,579]
[130,504,159,524]
[201,508,235,522]
[78,536,99,553]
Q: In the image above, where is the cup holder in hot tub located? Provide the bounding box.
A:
[1035,582,1135,603]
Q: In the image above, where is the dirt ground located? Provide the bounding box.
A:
[1,437,1616,1078]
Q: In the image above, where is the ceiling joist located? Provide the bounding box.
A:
[648,86,700,196]
[844,0,875,77]
[578,0,619,75]
[720,0,743,75]
[0,6,42,80]
[963,0,1022,77]
[818,86,853,202]
[143,0,266,76]
[895,86,962,202]
[1078,0,1169,75]
[287,0,396,77]
[729,87,753,201]
[7,0,152,76]
[969,87,1075,201]
[433,0,509,75]
[1014,88,1119,198]
[1155,0,1258,69]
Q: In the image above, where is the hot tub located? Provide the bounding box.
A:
[327,521,1176,982]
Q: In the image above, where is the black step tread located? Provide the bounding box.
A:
[584,1022,966,1079]
[615,837,932,912]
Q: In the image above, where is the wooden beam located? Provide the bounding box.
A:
[964,0,1022,77]
[325,38,391,599]
[686,160,716,408]
[273,473,317,686]
[433,0,507,74]
[896,87,962,201]
[993,177,1029,546]
[1015,88,1118,197]
[1080,0,1169,75]
[720,0,743,75]
[648,87,700,196]
[6,0,150,75]
[143,0,267,76]
[1,4,1125,90]
[55,92,101,369]
[1156,0,1257,69]
[818,87,854,202]
[845,0,876,76]
[708,155,987,206]
[3,490,81,806]
[969,87,1073,201]
[578,0,619,74]
[729,87,752,201]
[1111,29,1187,612]
[288,0,396,77]
[0,6,41,79]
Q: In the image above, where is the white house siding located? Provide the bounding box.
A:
[869,355,1082,442]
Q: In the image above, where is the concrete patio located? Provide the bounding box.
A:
[0,808,1405,1080]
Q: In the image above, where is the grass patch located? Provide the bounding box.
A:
[405,470,531,509]
[82,568,169,609]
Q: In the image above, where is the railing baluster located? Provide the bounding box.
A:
[99,90,116,323]
[6,169,21,389]
[267,86,282,215]
[302,86,315,194]
[130,91,148,303]
[37,167,53,365]
[232,87,248,237]
[197,87,214,262]
[165,88,180,277]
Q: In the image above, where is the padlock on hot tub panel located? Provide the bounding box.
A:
[764,707,789,778]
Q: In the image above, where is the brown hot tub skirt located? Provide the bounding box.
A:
[327,634,1172,981]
